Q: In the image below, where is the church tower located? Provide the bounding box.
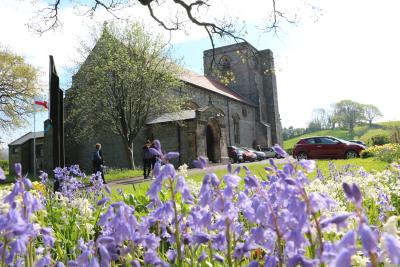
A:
[203,42,282,146]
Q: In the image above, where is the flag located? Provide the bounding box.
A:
[35,100,48,109]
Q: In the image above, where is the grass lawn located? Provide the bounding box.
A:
[105,168,143,182]
[110,157,390,200]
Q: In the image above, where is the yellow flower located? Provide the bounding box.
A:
[32,181,45,194]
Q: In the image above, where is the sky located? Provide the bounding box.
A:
[1,0,400,146]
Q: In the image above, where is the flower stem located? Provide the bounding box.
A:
[1,238,7,267]
[169,178,182,267]
[226,219,233,267]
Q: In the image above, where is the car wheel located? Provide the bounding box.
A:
[296,152,308,160]
[345,150,358,159]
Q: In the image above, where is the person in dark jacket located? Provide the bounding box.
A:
[92,143,106,183]
[142,140,152,179]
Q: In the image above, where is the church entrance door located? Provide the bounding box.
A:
[206,120,221,163]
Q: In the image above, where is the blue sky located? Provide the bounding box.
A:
[1,0,400,146]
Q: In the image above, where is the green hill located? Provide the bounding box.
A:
[283,121,400,150]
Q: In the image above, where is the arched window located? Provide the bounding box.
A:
[219,55,231,71]
[233,113,240,144]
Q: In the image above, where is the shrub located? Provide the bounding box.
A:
[285,147,294,155]
[360,149,374,158]
[369,134,390,145]
[0,160,8,171]
[363,143,400,163]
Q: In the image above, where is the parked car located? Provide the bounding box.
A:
[243,147,266,161]
[293,136,366,160]
[349,140,367,147]
[228,146,244,163]
[260,147,282,158]
[241,148,257,162]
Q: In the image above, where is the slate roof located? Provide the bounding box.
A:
[179,70,253,105]
[9,131,44,146]
[146,110,196,125]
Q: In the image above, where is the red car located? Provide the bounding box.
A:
[293,136,366,160]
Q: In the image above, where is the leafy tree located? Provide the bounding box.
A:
[66,22,183,169]
[308,108,329,131]
[0,47,40,129]
[363,104,382,126]
[333,100,365,138]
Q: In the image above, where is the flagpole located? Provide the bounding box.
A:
[33,100,36,179]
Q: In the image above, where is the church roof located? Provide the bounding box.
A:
[179,70,253,106]
[146,110,196,125]
[9,131,44,146]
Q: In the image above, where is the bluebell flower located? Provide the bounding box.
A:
[247,261,259,267]
[192,232,210,244]
[223,173,241,188]
[35,253,51,267]
[198,251,207,262]
[299,160,316,172]
[166,152,179,160]
[359,224,377,253]
[273,144,288,157]
[97,197,110,206]
[214,253,224,263]
[330,249,352,267]
[0,167,5,180]
[166,249,176,262]
[14,163,22,177]
[193,156,207,169]
[131,259,141,267]
[320,213,351,229]
[384,233,400,264]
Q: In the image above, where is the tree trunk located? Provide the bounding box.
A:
[349,122,354,139]
[123,139,136,169]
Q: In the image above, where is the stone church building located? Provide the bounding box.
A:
[65,42,282,171]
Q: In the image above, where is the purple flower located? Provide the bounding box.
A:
[97,197,110,206]
[336,230,356,249]
[320,213,351,229]
[166,152,179,160]
[0,167,5,180]
[299,159,316,172]
[161,163,176,179]
[247,261,259,267]
[198,251,207,262]
[384,234,400,264]
[273,144,288,157]
[193,156,208,169]
[166,249,177,262]
[224,173,241,187]
[330,249,352,267]
[214,253,224,263]
[342,182,363,207]
[144,249,162,265]
[35,253,51,267]
[14,163,22,177]
[104,185,111,195]
[192,232,210,244]
[359,224,377,253]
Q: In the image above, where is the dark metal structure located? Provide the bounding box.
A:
[49,55,65,169]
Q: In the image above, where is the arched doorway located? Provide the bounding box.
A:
[206,119,221,163]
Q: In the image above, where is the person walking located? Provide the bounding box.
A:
[92,143,106,184]
[142,140,152,179]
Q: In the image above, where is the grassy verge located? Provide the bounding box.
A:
[110,157,390,200]
[105,168,143,182]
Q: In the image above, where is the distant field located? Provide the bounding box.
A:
[283,121,400,150]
